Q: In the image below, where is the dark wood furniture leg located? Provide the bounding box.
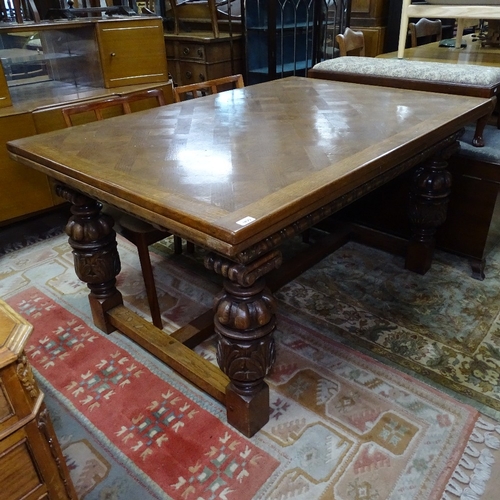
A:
[56,185,123,333]
[406,157,452,274]
[473,114,488,147]
[205,251,282,437]
[128,231,164,329]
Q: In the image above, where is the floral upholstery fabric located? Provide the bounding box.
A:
[311,57,500,87]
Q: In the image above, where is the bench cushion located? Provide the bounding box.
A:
[309,57,500,95]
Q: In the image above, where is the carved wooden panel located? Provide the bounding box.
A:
[0,382,13,425]
[0,430,44,500]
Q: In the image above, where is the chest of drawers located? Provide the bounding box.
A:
[165,31,243,85]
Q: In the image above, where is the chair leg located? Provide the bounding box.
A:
[173,235,183,254]
[472,116,487,148]
[134,233,163,329]
[455,18,465,48]
[397,0,411,58]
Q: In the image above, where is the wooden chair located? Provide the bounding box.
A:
[335,27,365,57]
[62,88,166,127]
[167,0,221,38]
[173,74,244,102]
[61,88,179,330]
[409,18,442,47]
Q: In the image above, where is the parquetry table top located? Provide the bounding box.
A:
[7,77,492,256]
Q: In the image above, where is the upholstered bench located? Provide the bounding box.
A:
[308,57,500,147]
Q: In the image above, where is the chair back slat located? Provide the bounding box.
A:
[174,74,244,102]
[61,88,166,127]
[336,27,365,57]
[409,18,442,48]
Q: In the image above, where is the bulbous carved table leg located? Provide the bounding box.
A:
[406,158,452,275]
[205,251,281,437]
[56,185,122,333]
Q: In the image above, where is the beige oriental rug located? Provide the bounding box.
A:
[2,233,500,499]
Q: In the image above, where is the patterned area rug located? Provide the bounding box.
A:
[276,236,500,415]
[2,234,500,499]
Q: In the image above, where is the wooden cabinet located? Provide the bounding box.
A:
[350,0,388,56]
[165,32,243,86]
[0,16,171,225]
[97,18,168,88]
[0,112,56,223]
[0,63,12,109]
[0,300,77,500]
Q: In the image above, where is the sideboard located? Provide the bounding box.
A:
[0,16,172,225]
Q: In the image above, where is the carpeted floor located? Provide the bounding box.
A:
[3,231,500,500]
[0,205,71,256]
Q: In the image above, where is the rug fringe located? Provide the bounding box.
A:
[442,418,500,499]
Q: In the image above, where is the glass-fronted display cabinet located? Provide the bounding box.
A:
[0,25,103,107]
[242,0,351,85]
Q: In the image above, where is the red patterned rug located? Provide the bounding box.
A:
[3,234,500,499]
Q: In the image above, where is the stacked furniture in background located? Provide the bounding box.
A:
[397,0,500,57]
[163,0,244,86]
[349,0,388,56]
[0,15,173,226]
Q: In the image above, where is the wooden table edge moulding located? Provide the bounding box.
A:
[6,77,495,437]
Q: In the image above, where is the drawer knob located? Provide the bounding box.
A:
[183,47,190,55]
[110,52,116,57]
[197,48,203,57]
[185,71,192,80]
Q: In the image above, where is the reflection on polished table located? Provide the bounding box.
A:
[378,34,500,67]
[6,77,493,437]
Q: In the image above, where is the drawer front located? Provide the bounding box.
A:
[0,408,75,500]
[177,61,209,84]
[204,39,243,62]
[176,42,207,61]
[0,427,47,500]
[176,59,244,85]
[97,19,169,88]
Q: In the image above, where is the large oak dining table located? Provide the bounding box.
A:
[7,77,494,437]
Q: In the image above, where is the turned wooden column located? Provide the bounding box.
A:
[56,185,122,333]
[406,157,452,275]
[205,250,282,437]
